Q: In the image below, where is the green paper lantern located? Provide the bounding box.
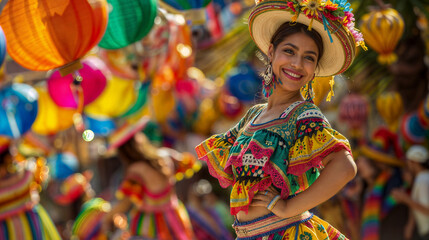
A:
[99,0,157,49]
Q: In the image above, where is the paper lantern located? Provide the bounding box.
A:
[0,0,108,73]
[120,81,149,118]
[339,94,369,129]
[84,76,137,118]
[226,63,260,102]
[151,67,176,123]
[401,113,427,144]
[376,91,403,131]
[84,115,116,136]
[98,0,157,49]
[0,26,6,67]
[360,8,404,65]
[0,84,38,138]
[47,152,79,180]
[47,57,109,108]
[32,87,77,135]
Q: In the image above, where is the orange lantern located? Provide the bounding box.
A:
[360,7,404,65]
[0,0,108,75]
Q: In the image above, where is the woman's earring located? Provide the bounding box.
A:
[263,63,273,86]
[305,77,315,103]
[262,62,276,98]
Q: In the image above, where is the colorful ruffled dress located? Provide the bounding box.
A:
[196,101,351,240]
[0,169,61,239]
[116,170,194,240]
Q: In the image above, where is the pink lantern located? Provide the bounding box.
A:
[339,94,369,129]
[47,57,109,109]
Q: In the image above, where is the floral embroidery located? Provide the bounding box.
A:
[317,224,326,233]
[317,133,327,142]
[237,185,242,195]
[300,232,313,240]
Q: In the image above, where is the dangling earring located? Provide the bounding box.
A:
[305,75,315,103]
[262,62,275,98]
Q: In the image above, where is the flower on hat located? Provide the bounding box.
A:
[301,0,323,30]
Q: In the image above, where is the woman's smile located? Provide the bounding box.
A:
[281,68,303,81]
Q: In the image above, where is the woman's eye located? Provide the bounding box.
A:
[283,49,293,54]
[305,56,315,62]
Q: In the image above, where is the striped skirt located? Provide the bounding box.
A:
[0,205,60,240]
[233,211,348,240]
[128,201,194,240]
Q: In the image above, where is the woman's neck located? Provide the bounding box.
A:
[267,89,303,110]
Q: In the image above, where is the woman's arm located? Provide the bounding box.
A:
[252,149,356,218]
[392,188,429,216]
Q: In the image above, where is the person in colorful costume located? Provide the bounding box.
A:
[0,141,61,239]
[196,0,366,239]
[357,127,407,240]
[101,117,195,240]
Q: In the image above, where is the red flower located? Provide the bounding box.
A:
[287,2,296,11]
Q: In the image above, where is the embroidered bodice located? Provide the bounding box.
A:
[196,101,351,215]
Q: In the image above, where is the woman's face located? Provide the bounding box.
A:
[268,32,319,93]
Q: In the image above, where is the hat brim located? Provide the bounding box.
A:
[249,1,356,77]
[360,145,405,167]
[107,117,150,151]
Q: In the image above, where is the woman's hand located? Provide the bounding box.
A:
[251,186,287,217]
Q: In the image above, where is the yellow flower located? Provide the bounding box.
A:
[301,0,323,18]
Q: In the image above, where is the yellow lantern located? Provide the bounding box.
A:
[360,8,404,65]
[376,91,403,131]
[84,76,137,118]
[32,87,78,135]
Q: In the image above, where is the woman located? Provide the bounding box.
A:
[101,117,195,239]
[0,142,61,239]
[196,0,365,239]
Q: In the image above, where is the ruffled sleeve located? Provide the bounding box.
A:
[115,174,144,206]
[195,104,265,188]
[288,105,351,176]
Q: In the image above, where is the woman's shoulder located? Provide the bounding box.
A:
[294,101,327,121]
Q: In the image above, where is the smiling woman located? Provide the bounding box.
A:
[195,0,366,239]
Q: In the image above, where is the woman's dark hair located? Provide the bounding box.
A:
[117,135,171,177]
[270,22,324,63]
[0,148,10,166]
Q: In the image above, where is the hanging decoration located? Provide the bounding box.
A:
[159,0,212,25]
[140,10,170,79]
[376,91,404,132]
[217,90,243,119]
[360,6,404,65]
[47,152,79,180]
[0,83,38,138]
[98,0,157,49]
[84,76,137,118]
[0,0,108,74]
[339,94,369,137]
[32,87,78,136]
[99,49,138,80]
[225,63,260,103]
[84,115,116,137]
[47,57,109,109]
[0,26,6,67]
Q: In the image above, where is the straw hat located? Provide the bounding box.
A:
[248,0,366,77]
